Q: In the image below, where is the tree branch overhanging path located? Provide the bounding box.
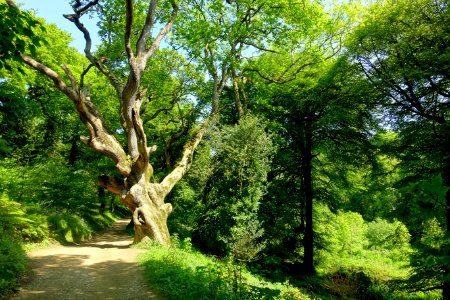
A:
[11,0,214,245]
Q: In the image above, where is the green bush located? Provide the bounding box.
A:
[21,213,49,242]
[366,218,411,260]
[0,192,30,238]
[324,268,373,299]
[367,219,410,248]
[0,192,50,242]
[0,233,27,296]
[47,212,92,243]
[193,115,273,257]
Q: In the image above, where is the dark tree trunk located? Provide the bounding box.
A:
[300,120,315,275]
[98,186,106,213]
[443,157,450,300]
[69,137,78,166]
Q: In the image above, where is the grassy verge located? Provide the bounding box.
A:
[137,238,315,300]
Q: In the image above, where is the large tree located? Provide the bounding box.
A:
[277,59,375,275]
[347,0,450,296]
[4,0,214,245]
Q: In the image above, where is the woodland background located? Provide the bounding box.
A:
[0,0,449,299]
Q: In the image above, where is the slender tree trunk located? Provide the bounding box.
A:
[69,137,78,166]
[301,120,315,275]
[443,157,450,300]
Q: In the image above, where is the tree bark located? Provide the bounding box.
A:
[16,0,203,245]
[300,118,315,275]
[442,155,450,300]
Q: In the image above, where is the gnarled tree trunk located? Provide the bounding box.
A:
[14,0,216,245]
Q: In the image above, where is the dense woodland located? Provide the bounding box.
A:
[0,0,449,298]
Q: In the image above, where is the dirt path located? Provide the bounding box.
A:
[11,219,162,300]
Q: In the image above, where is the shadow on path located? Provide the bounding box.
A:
[11,219,162,300]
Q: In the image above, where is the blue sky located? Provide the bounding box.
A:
[17,0,346,53]
[18,0,100,53]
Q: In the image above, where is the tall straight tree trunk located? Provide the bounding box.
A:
[300,120,315,275]
[443,158,450,300]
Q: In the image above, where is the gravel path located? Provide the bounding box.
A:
[11,219,163,300]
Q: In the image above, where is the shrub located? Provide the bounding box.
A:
[366,218,410,249]
[0,233,27,296]
[0,192,30,238]
[194,115,273,257]
[324,268,373,299]
[47,212,92,243]
[138,238,313,300]
[21,213,49,242]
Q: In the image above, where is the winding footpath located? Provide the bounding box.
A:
[11,219,162,300]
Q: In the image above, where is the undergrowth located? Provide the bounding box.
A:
[137,237,314,300]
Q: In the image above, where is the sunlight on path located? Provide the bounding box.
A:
[11,220,162,300]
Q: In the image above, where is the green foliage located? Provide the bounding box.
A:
[366,218,411,259]
[0,192,49,242]
[193,115,273,258]
[346,0,450,295]
[0,234,27,296]
[393,175,449,294]
[19,214,49,243]
[226,219,266,263]
[0,0,46,70]
[400,175,448,225]
[47,212,92,244]
[1,0,448,298]
[138,238,313,300]
[403,217,448,296]
[315,204,413,297]
[335,211,367,256]
[0,192,30,237]
[0,193,29,296]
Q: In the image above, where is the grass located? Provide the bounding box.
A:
[137,238,316,300]
[316,249,442,299]
[22,238,59,252]
[137,237,443,300]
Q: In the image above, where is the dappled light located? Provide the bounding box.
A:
[1,0,449,298]
[13,220,161,300]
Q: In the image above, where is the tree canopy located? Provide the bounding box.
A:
[1,0,449,298]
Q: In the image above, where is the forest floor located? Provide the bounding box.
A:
[10,219,163,300]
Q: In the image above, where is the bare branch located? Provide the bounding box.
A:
[98,175,125,195]
[125,0,135,59]
[61,64,78,90]
[22,55,77,99]
[74,0,99,15]
[160,115,216,196]
[5,0,18,9]
[242,41,279,53]
[137,0,159,55]
[80,63,95,88]
[22,54,131,176]
[143,0,179,61]
[64,2,124,96]
[147,100,178,120]
[245,59,314,84]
